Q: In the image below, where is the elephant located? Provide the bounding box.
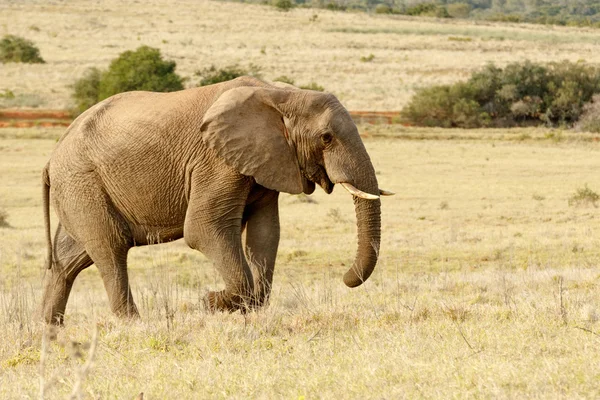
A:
[40,76,392,325]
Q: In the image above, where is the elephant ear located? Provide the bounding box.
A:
[200,86,304,194]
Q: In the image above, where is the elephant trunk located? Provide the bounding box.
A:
[342,167,381,288]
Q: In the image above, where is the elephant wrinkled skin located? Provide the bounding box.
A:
[40,77,390,324]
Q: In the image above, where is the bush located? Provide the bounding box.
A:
[273,75,295,85]
[71,67,102,115]
[325,2,346,11]
[401,60,600,128]
[405,3,437,16]
[272,76,324,91]
[360,54,375,62]
[447,3,471,18]
[0,35,44,64]
[375,4,392,14]
[299,82,325,91]
[196,64,262,86]
[569,185,599,207]
[274,0,295,11]
[430,6,451,18]
[0,89,15,99]
[71,46,183,114]
[575,95,600,133]
[98,46,183,99]
[0,208,9,228]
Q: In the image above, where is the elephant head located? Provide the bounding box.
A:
[200,85,391,287]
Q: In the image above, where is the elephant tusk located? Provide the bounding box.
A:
[340,183,379,200]
[379,189,395,196]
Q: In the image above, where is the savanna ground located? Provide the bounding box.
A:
[1,126,600,398]
[2,0,600,398]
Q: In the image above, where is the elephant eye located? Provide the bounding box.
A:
[321,132,333,145]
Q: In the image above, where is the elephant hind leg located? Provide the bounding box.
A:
[41,223,93,325]
[79,215,139,320]
[54,179,139,320]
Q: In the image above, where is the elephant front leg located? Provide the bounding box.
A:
[244,190,280,308]
[184,176,255,313]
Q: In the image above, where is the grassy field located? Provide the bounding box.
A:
[1,126,600,398]
[2,0,600,397]
[3,0,600,111]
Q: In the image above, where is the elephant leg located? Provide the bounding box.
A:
[184,175,254,313]
[41,223,93,325]
[81,223,137,318]
[57,182,139,319]
[87,243,138,319]
[244,190,280,307]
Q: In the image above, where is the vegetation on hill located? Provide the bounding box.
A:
[259,0,600,28]
[0,35,44,64]
[72,46,184,114]
[401,60,600,129]
[195,64,262,86]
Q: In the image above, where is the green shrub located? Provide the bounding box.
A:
[401,60,600,128]
[196,64,262,86]
[486,13,524,23]
[273,75,295,85]
[405,3,437,16]
[430,6,451,18]
[0,35,44,64]
[71,46,183,114]
[375,4,392,14]
[568,185,599,207]
[98,46,183,99]
[447,3,471,18]
[299,82,325,91]
[0,208,10,228]
[273,76,325,91]
[575,95,600,133]
[0,89,15,99]
[360,54,375,62]
[543,62,600,125]
[325,2,346,11]
[71,67,102,115]
[274,0,295,11]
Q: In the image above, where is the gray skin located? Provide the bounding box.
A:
[40,76,383,325]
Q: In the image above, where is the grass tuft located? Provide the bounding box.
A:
[568,184,599,207]
[0,208,10,228]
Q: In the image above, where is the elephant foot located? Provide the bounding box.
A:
[203,290,256,313]
[39,304,66,326]
[253,287,271,309]
[112,301,140,320]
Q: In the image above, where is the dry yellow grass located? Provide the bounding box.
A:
[3,1,600,397]
[1,126,600,398]
[3,0,600,110]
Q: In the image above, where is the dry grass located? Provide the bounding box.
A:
[1,126,600,398]
[3,0,600,110]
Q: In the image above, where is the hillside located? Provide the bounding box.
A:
[2,0,600,111]
[307,0,600,27]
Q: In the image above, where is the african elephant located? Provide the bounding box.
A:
[40,76,391,324]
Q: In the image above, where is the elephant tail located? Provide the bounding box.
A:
[42,164,53,270]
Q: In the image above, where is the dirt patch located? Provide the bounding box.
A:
[0,109,72,128]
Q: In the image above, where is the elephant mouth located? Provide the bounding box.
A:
[317,166,334,194]
[303,165,333,194]
[321,176,334,194]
